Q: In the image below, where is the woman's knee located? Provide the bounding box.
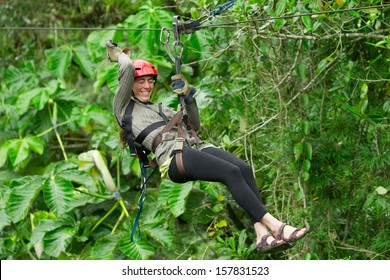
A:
[240,163,254,178]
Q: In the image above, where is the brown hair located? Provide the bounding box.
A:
[119,129,128,149]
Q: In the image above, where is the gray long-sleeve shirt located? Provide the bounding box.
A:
[113,53,205,167]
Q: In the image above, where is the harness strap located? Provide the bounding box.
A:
[152,110,183,151]
[135,121,166,145]
[174,118,187,176]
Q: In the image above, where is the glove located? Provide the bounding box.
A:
[171,74,196,103]
[105,40,130,62]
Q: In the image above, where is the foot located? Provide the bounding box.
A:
[275,223,309,243]
[256,234,285,252]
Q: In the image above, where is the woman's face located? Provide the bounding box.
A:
[133,75,155,103]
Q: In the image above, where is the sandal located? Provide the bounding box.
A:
[276,223,309,243]
[256,234,290,253]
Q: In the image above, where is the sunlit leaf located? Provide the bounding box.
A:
[0,210,11,232]
[43,175,74,215]
[294,143,303,161]
[25,135,44,155]
[119,236,154,260]
[29,216,73,248]
[7,139,30,167]
[16,88,44,115]
[91,233,121,260]
[43,226,77,257]
[7,176,43,223]
[72,45,96,79]
[45,47,73,79]
[144,224,173,247]
[302,16,313,31]
[169,182,193,217]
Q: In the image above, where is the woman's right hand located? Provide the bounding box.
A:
[106,40,130,62]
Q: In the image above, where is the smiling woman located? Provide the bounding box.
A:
[106,40,309,253]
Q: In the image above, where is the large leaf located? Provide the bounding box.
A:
[59,169,95,188]
[29,215,74,248]
[2,64,36,92]
[144,223,174,248]
[159,180,193,217]
[91,233,121,260]
[119,236,154,260]
[43,175,74,215]
[15,88,44,115]
[0,210,11,232]
[43,226,77,257]
[45,46,73,79]
[125,4,173,57]
[0,140,11,168]
[72,45,96,79]
[7,176,44,223]
[25,135,45,155]
[7,138,30,167]
[86,28,123,61]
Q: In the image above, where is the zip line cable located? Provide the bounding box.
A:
[201,3,390,29]
[0,4,389,33]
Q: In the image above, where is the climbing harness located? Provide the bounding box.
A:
[129,0,237,242]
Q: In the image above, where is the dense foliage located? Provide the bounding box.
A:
[0,0,389,260]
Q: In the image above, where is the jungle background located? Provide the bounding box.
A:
[0,0,389,260]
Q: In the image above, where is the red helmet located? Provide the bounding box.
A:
[133,59,158,79]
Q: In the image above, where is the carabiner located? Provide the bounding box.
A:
[160,27,170,45]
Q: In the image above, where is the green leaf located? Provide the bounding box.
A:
[60,169,95,188]
[144,224,174,248]
[316,59,328,74]
[72,45,96,79]
[341,102,361,117]
[274,0,287,16]
[16,88,44,115]
[25,135,44,155]
[294,143,303,161]
[238,230,247,251]
[45,46,73,79]
[296,64,306,80]
[7,176,43,223]
[0,141,11,168]
[119,236,155,260]
[7,139,30,167]
[86,28,123,61]
[303,159,311,172]
[87,105,113,127]
[29,216,73,247]
[303,142,313,160]
[91,233,121,260]
[43,226,77,257]
[159,180,193,217]
[359,95,368,114]
[0,210,11,232]
[302,16,313,31]
[106,64,119,93]
[301,121,310,135]
[43,175,74,215]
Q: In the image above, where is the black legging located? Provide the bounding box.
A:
[168,147,268,224]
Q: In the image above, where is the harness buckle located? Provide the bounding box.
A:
[174,137,184,152]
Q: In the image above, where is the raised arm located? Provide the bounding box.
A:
[106,41,134,127]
